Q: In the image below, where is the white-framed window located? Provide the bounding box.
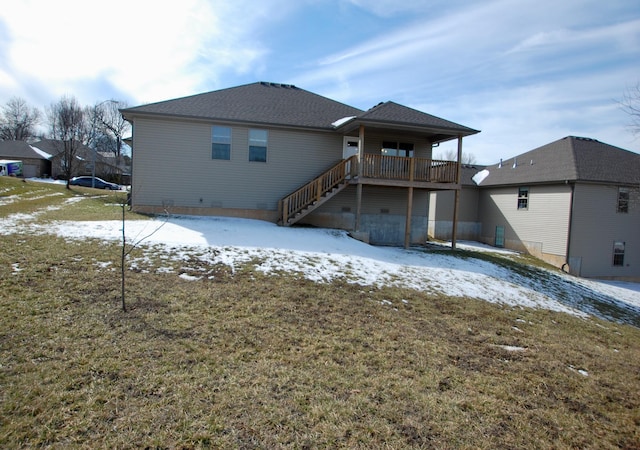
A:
[381,141,414,157]
[613,241,625,267]
[517,187,529,210]
[617,187,629,213]
[212,126,231,160]
[249,129,268,162]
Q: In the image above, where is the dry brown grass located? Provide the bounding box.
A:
[1,177,639,448]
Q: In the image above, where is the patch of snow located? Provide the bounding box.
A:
[179,273,202,281]
[331,116,356,127]
[569,365,589,377]
[495,345,526,352]
[29,145,53,160]
[472,169,490,185]
[27,178,67,185]
[2,214,639,325]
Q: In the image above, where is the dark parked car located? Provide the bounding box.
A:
[69,176,120,190]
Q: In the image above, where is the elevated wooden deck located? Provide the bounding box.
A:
[278,154,460,226]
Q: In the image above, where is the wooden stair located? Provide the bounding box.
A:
[278,155,357,226]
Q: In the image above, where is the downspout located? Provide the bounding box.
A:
[562,181,575,274]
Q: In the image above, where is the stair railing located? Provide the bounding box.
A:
[279,155,357,225]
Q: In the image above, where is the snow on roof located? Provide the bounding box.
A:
[472,169,490,185]
[331,116,356,128]
[29,145,53,160]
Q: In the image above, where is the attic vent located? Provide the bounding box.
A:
[260,82,296,89]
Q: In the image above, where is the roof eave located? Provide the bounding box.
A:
[336,118,480,141]
[120,110,338,133]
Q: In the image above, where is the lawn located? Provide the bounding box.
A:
[1,177,639,448]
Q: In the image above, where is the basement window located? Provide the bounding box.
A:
[617,187,629,213]
[613,241,625,267]
[517,187,529,210]
[212,126,231,160]
[381,141,414,157]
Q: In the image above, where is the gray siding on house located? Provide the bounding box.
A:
[132,117,343,211]
[362,132,433,158]
[306,185,431,245]
[568,183,640,279]
[428,187,481,240]
[478,184,572,257]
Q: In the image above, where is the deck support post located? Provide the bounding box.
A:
[404,157,415,249]
[355,125,365,231]
[404,186,413,249]
[451,135,463,250]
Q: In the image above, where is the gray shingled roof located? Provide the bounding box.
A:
[0,140,49,160]
[354,101,479,136]
[122,82,479,137]
[476,136,640,186]
[122,82,364,130]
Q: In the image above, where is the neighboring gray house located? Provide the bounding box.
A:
[121,82,479,246]
[431,136,640,281]
[31,139,126,181]
[0,140,52,177]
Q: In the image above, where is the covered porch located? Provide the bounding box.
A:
[279,101,480,248]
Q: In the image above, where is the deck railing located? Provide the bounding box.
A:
[279,155,357,224]
[278,154,459,225]
[361,154,458,183]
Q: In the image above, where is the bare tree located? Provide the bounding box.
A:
[0,97,41,141]
[47,96,88,188]
[436,148,477,165]
[93,99,130,157]
[620,82,640,136]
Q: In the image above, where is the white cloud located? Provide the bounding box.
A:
[0,0,272,105]
[291,0,640,163]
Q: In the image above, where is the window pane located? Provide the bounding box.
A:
[249,129,268,145]
[212,143,230,160]
[212,126,231,144]
[249,146,267,162]
[249,129,268,162]
[618,188,629,213]
[613,241,625,266]
[518,187,529,209]
[212,126,231,160]
[399,142,414,151]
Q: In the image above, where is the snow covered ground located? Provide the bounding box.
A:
[3,195,640,326]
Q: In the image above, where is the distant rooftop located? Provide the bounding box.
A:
[475,136,640,186]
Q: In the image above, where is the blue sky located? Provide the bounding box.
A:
[0,0,638,163]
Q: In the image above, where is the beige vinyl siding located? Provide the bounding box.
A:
[569,183,640,279]
[313,185,429,216]
[132,117,343,210]
[428,187,481,240]
[478,184,572,257]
